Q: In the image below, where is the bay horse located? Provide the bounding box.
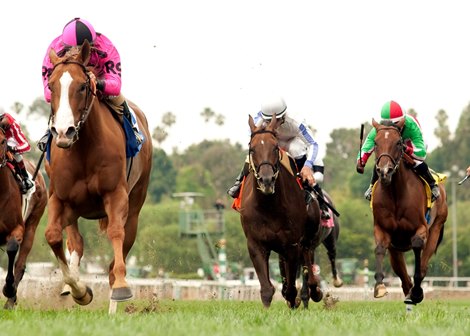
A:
[371,118,447,305]
[0,128,47,309]
[44,41,152,308]
[239,114,323,308]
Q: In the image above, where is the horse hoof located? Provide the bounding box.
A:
[333,278,344,288]
[410,287,424,304]
[111,287,133,302]
[61,284,72,296]
[374,284,388,298]
[311,288,323,303]
[72,286,93,305]
[3,297,17,310]
[2,285,16,299]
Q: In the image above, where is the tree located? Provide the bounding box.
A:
[152,111,176,146]
[148,148,177,203]
[434,109,451,146]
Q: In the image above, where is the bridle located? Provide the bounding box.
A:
[248,129,281,183]
[50,60,97,143]
[0,128,7,168]
[374,125,404,175]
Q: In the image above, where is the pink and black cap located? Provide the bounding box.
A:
[62,18,96,47]
[380,100,405,122]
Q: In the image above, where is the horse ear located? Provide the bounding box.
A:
[268,113,278,129]
[372,118,379,128]
[49,48,60,65]
[396,118,405,129]
[248,114,256,132]
[78,40,92,65]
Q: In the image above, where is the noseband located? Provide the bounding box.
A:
[50,60,96,143]
[248,129,281,182]
[374,126,404,175]
[0,128,7,168]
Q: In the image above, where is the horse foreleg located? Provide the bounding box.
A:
[62,224,84,296]
[323,233,343,287]
[281,252,300,309]
[388,249,412,299]
[305,248,323,303]
[373,244,388,298]
[408,235,425,304]
[45,209,92,306]
[248,244,274,308]
[2,238,19,309]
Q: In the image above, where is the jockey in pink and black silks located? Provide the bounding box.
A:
[41,18,121,103]
[356,100,440,202]
[38,17,143,152]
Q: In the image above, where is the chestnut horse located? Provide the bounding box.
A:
[0,128,47,309]
[239,115,323,308]
[371,118,447,305]
[44,41,152,307]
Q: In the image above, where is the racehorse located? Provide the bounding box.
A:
[299,189,343,308]
[44,40,152,308]
[238,114,323,308]
[0,128,47,309]
[371,118,448,305]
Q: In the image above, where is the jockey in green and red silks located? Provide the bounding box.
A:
[356,100,440,202]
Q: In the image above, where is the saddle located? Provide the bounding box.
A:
[369,169,446,209]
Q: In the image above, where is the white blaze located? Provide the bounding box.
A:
[55,71,75,134]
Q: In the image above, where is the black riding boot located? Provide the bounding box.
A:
[313,184,331,220]
[121,101,143,144]
[18,163,33,193]
[227,162,249,198]
[414,161,440,202]
[365,168,379,200]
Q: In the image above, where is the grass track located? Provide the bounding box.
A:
[1,299,469,336]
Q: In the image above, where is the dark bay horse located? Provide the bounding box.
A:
[239,115,323,308]
[0,129,47,309]
[44,41,152,308]
[299,190,343,308]
[371,118,448,305]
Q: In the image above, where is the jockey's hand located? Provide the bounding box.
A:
[300,166,315,187]
[405,145,414,156]
[466,166,470,177]
[356,160,365,174]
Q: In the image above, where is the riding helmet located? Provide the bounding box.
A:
[62,18,96,46]
[260,96,288,120]
[380,100,405,122]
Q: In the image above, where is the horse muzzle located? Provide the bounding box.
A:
[51,126,78,148]
[377,166,394,185]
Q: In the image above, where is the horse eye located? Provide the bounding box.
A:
[79,83,87,93]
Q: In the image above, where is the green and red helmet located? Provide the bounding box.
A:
[380,100,405,122]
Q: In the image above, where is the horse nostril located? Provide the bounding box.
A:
[65,127,77,139]
[50,127,58,137]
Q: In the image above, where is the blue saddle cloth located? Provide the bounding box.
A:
[45,119,144,161]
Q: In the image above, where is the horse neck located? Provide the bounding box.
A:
[81,101,122,139]
[389,161,419,195]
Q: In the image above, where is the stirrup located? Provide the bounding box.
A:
[227,181,241,198]
[364,185,373,201]
[321,209,331,220]
[431,185,440,202]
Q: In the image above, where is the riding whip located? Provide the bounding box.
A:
[458,175,469,185]
[359,123,364,165]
